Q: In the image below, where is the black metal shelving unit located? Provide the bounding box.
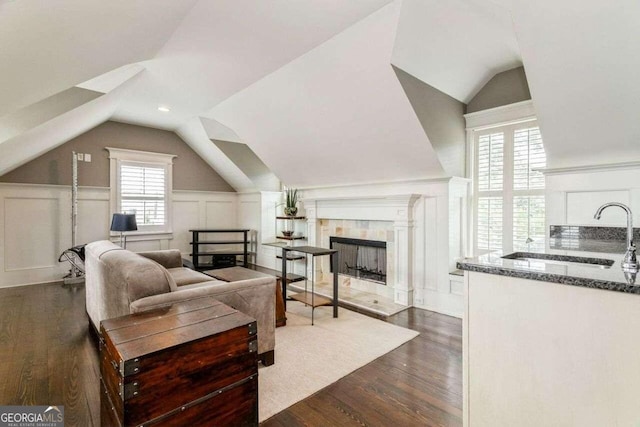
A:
[189,229,251,270]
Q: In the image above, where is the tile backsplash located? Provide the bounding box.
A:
[549,225,640,253]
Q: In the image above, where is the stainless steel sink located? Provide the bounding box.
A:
[501,252,614,269]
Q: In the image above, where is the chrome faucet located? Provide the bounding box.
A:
[594,202,638,272]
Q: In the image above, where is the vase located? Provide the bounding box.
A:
[284,207,298,217]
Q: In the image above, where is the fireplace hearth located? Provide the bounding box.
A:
[330,236,387,285]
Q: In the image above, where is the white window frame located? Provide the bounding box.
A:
[464,101,545,255]
[106,147,176,236]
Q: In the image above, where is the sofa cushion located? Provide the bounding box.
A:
[138,249,183,269]
[101,249,173,302]
[168,267,216,287]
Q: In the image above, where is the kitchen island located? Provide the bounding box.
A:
[458,252,640,426]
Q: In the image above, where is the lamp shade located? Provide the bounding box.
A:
[110,213,138,232]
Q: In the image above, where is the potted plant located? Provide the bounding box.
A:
[284,188,299,217]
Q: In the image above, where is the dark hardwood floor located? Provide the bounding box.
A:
[0,282,100,426]
[0,282,462,427]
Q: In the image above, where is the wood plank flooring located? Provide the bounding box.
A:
[0,282,462,427]
[0,282,100,426]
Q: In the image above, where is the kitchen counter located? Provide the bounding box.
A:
[462,251,640,425]
[457,251,640,294]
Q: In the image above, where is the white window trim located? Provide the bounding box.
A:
[464,101,542,255]
[106,147,176,237]
[464,100,536,131]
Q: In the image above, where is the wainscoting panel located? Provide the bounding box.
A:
[238,198,261,265]
[4,197,59,271]
[423,196,439,291]
[77,198,110,245]
[545,167,640,240]
[0,185,240,287]
[173,200,200,255]
[566,190,629,225]
[205,200,236,229]
[0,184,70,286]
[127,239,163,252]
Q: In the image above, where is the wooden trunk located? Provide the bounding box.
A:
[99,297,258,427]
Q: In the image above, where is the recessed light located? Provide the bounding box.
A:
[158,105,170,112]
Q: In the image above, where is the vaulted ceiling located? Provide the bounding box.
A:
[0,0,637,190]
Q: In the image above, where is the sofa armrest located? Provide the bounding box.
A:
[130,276,276,355]
[137,249,183,269]
[130,277,273,312]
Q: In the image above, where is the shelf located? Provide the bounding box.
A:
[263,241,289,248]
[276,236,306,241]
[244,264,306,283]
[189,228,250,232]
[190,240,246,245]
[190,250,253,256]
[289,291,333,308]
[276,254,305,261]
[191,229,251,269]
[194,261,243,271]
[276,216,306,220]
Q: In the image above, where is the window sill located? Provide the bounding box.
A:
[109,231,173,242]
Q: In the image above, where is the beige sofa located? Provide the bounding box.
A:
[85,240,276,365]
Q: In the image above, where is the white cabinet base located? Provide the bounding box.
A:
[464,271,640,426]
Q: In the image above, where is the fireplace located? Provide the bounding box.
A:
[330,236,387,285]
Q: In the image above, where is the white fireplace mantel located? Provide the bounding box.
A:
[303,194,421,223]
[302,194,421,306]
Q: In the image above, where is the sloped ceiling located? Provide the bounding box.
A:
[393,66,467,177]
[109,0,393,130]
[0,68,145,176]
[391,0,522,103]
[508,0,640,168]
[0,0,198,116]
[208,2,445,188]
[1,0,638,189]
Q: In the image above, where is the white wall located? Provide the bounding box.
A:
[236,191,281,269]
[301,178,468,318]
[545,164,640,234]
[1,179,469,318]
[0,183,238,287]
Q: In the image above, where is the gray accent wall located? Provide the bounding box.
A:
[466,66,531,113]
[0,87,102,145]
[0,121,235,192]
[212,139,280,191]
[393,65,466,177]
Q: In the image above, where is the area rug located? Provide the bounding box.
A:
[258,302,419,421]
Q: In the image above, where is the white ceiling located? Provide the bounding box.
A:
[108,0,392,130]
[392,0,522,103]
[208,2,445,188]
[509,0,640,168]
[0,0,198,117]
[1,0,639,188]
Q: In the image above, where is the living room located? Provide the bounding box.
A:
[1,0,639,426]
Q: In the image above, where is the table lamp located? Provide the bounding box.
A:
[110,213,137,249]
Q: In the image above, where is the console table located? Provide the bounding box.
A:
[281,246,338,325]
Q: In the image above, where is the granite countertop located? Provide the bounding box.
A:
[457,251,640,294]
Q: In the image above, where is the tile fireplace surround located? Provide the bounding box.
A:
[303,195,420,306]
[320,220,394,300]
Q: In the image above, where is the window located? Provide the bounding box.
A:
[120,163,166,226]
[473,120,546,254]
[107,148,176,234]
